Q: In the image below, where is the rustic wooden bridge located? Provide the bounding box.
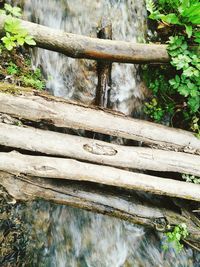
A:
[0,15,200,247]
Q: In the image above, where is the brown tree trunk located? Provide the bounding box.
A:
[0,15,170,63]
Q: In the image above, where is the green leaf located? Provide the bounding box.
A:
[11,7,22,18]
[188,13,200,24]
[16,37,25,46]
[188,97,200,113]
[183,67,199,77]
[24,36,36,46]
[178,85,189,97]
[4,3,22,17]
[4,3,13,13]
[185,24,192,38]
[162,13,181,25]
[0,9,6,15]
[4,18,21,34]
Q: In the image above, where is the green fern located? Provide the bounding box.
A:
[146,0,156,14]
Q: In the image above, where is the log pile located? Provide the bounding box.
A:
[0,83,200,247]
[0,15,200,247]
[0,84,200,198]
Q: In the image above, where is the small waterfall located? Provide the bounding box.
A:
[7,0,199,266]
[23,0,147,114]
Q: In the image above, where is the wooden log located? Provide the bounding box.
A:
[0,123,200,176]
[95,18,112,107]
[1,172,200,246]
[0,85,200,154]
[0,15,170,63]
[0,151,200,201]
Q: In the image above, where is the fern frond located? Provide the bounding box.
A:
[146,0,156,14]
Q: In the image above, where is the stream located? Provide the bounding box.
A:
[9,0,200,266]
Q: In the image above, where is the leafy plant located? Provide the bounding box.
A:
[6,62,19,75]
[191,116,200,138]
[22,68,45,90]
[182,174,200,184]
[0,4,36,51]
[168,36,200,114]
[144,1,200,136]
[142,65,177,126]
[163,223,189,252]
[144,98,165,122]
[146,0,200,38]
[0,3,22,17]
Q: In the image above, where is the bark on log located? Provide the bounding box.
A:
[95,19,112,107]
[0,172,200,246]
[0,15,170,63]
[0,86,200,154]
[0,123,200,176]
[0,151,200,201]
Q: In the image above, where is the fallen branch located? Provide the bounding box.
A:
[0,123,200,176]
[0,151,200,201]
[0,85,200,154]
[0,15,170,63]
[1,172,200,246]
[95,18,112,107]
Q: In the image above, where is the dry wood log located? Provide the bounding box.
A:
[0,123,200,176]
[95,18,112,107]
[0,151,200,201]
[0,85,200,154]
[1,172,200,246]
[0,15,170,63]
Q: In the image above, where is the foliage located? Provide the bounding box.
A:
[142,65,176,125]
[22,68,45,90]
[146,0,200,39]
[0,4,36,51]
[6,62,19,75]
[163,223,189,252]
[168,36,200,114]
[0,4,45,91]
[144,0,200,136]
[182,174,200,184]
[0,46,45,90]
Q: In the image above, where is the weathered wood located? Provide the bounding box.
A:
[1,172,200,246]
[0,151,200,201]
[0,123,200,176]
[0,15,170,63]
[95,19,112,107]
[0,85,199,154]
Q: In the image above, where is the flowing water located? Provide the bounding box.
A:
[23,0,148,114]
[8,0,199,266]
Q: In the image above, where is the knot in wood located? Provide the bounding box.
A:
[83,143,117,156]
[153,218,167,231]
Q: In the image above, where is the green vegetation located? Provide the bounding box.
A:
[144,0,199,252]
[22,68,45,90]
[182,174,200,184]
[146,0,200,39]
[144,0,200,137]
[163,223,189,252]
[6,62,19,75]
[0,4,45,91]
[0,4,36,51]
